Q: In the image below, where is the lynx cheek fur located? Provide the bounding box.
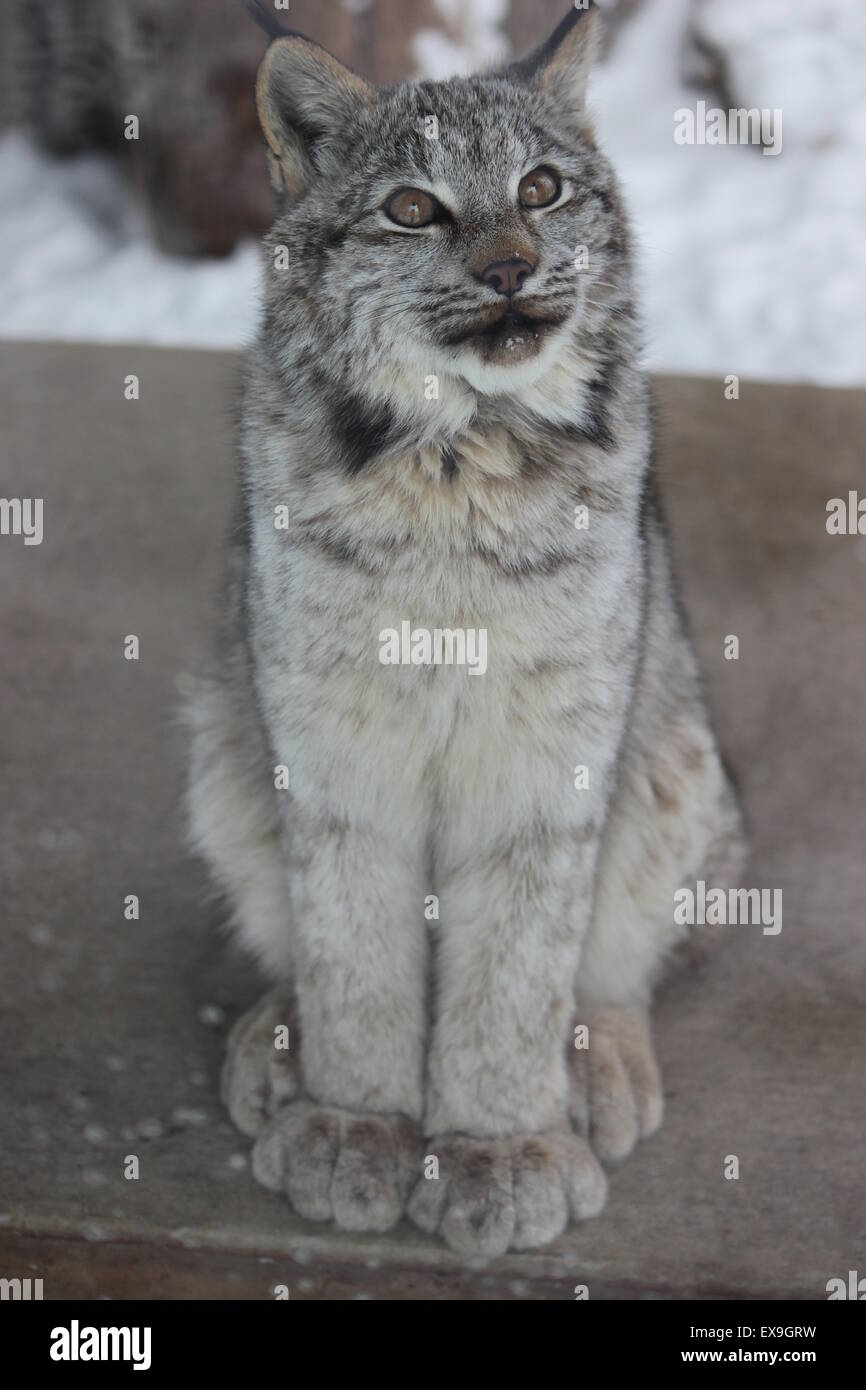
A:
[187,2,745,1259]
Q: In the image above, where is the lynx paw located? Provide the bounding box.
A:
[252,1101,422,1233]
[221,991,301,1138]
[408,1126,606,1260]
[569,1007,664,1161]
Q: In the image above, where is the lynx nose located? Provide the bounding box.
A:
[477,256,536,297]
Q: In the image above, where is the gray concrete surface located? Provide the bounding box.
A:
[1,343,864,1298]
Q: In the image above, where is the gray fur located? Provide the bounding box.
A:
[187,2,745,1257]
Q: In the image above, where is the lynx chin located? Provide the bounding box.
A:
[186,0,745,1260]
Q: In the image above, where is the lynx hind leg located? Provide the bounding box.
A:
[568,1005,664,1162]
[185,663,294,979]
[571,680,746,1162]
[222,990,301,1137]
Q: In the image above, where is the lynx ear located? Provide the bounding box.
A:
[511,2,602,123]
[255,34,373,198]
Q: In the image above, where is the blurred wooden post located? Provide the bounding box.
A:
[271,1,360,68]
[507,0,577,60]
[282,0,567,83]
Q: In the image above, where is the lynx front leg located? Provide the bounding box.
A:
[410,822,606,1258]
[569,650,747,1163]
[250,813,428,1232]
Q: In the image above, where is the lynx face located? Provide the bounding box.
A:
[255,4,631,403]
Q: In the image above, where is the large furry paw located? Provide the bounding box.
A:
[568,1006,664,1162]
[252,1101,422,1233]
[408,1126,606,1260]
[221,991,301,1138]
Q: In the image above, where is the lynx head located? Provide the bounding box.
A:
[248,2,632,425]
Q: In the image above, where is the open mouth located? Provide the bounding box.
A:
[443,308,568,365]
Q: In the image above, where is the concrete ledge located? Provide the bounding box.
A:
[1,343,864,1299]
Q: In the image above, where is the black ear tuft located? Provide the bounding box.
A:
[522,1,598,79]
[509,2,601,121]
[242,0,290,44]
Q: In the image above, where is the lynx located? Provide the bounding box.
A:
[187,1,744,1258]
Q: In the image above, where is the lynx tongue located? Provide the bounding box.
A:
[475,311,544,365]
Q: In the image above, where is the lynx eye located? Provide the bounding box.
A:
[384,188,440,228]
[518,167,561,209]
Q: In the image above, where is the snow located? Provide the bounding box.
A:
[0,135,261,349]
[0,0,863,385]
[412,0,511,80]
[588,0,866,385]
